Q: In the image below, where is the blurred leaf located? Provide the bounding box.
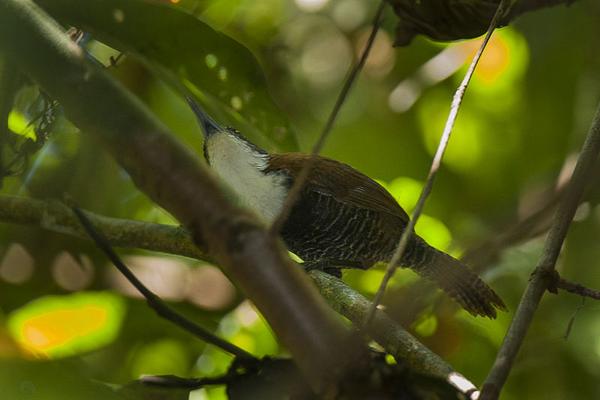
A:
[7,291,125,358]
[37,0,297,150]
[0,359,123,400]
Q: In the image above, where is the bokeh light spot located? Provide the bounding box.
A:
[295,0,329,12]
[461,27,529,95]
[218,67,228,81]
[378,176,423,212]
[108,256,188,301]
[8,292,125,358]
[301,29,351,87]
[51,252,94,291]
[112,8,125,23]
[415,215,452,252]
[356,29,394,78]
[0,243,35,284]
[185,265,236,310]
[332,0,366,31]
[418,90,484,172]
[230,96,243,111]
[204,54,218,69]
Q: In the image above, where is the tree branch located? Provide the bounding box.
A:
[556,277,600,301]
[310,270,479,398]
[480,101,600,400]
[0,194,477,396]
[0,195,203,259]
[0,0,367,392]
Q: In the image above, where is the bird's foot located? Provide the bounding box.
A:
[301,261,342,278]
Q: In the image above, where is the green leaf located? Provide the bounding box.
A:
[8,110,36,139]
[37,0,297,150]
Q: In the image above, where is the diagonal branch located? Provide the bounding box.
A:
[269,0,386,235]
[364,0,513,328]
[0,0,367,392]
[70,205,254,360]
[480,100,600,400]
[311,270,480,399]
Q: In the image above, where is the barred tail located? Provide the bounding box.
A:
[412,246,506,318]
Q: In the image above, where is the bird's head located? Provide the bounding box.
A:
[186,96,269,166]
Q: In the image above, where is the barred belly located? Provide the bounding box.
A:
[281,191,414,268]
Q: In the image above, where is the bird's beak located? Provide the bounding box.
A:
[185,96,221,137]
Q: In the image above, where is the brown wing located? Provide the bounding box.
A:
[266,153,409,222]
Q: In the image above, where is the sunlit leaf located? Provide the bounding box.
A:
[8,110,36,139]
[37,0,297,150]
[354,268,385,294]
[130,339,190,379]
[412,313,438,337]
[8,292,125,358]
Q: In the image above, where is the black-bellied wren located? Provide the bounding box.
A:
[187,98,506,318]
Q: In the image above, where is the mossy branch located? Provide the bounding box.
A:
[0,194,475,394]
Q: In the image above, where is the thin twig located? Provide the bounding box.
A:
[269,0,386,235]
[480,101,600,400]
[556,277,600,300]
[70,205,254,360]
[563,297,585,341]
[363,0,512,329]
[140,373,238,389]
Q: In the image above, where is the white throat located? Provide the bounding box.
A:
[205,131,288,224]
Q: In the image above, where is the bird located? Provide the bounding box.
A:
[186,97,506,318]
